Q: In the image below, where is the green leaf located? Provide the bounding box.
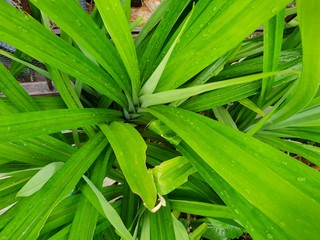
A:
[178,142,288,240]
[212,106,238,129]
[140,71,298,108]
[147,105,320,240]
[152,156,196,195]
[68,151,109,239]
[0,49,49,78]
[170,45,241,108]
[203,218,244,240]
[139,0,191,82]
[30,0,132,98]
[135,0,174,48]
[39,195,79,236]
[0,168,39,192]
[266,105,320,129]
[180,68,298,112]
[0,63,40,112]
[189,223,208,240]
[16,162,64,197]
[191,45,241,87]
[0,142,62,166]
[120,181,140,229]
[44,64,96,138]
[81,176,134,240]
[172,214,189,240]
[257,135,320,167]
[0,98,17,115]
[94,0,140,104]
[0,131,108,239]
[169,200,234,220]
[156,0,292,91]
[271,0,320,122]
[142,197,176,240]
[139,4,194,96]
[100,122,157,211]
[139,212,150,240]
[238,98,265,118]
[259,9,285,105]
[0,2,127,108]
[0,108,121,144]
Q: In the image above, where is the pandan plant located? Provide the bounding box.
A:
[0,0,320,239]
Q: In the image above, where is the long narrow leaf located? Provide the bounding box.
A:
[139,7,194,96]
[169,200,234,220]
[140,71,298,108]
[139,0,191,82]
[0,131,108,239]
[257,135,320,167]
[81,176,134,240]
[0,2,127,108]
[0,63,40,112]
[147,106,320,240]
[94,0,140,104]
[271,0,320,122]
[142,197,176,240]
[259,9,285,105]
[100,122,157,211]
[16,162,64,197]
[0,108,121,144]
[135,0,173,48]
[69,151,109,239]
[153,156,196,195]
[156,0,292,91]
[30,0,132,97]
[0,50,49,78]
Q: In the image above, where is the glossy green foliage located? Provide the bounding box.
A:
[148,106,320,240]
[101,122,157,211]
[0,0,319,239]
[94,0,140,104]
[271,0,320,122]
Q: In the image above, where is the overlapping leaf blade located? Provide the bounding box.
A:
[140,71,297,107]
[81,176,134,240]
[100,122,157,211]
[68,154,107,239]
[0,108,121,144]
[271,0,320,122]
[0,131,108,239]
[259,9,285,105]
[0,0,318,238]
[94,0,140,104]
[0,2,127,108]
[147,105,320,240]
[156,0,292,91]
[0,63,40,112]
[152,156,196,195]
[30,0,132,97]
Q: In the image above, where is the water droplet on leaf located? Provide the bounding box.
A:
[272,7,279,14]
[75,19,82,27]
[24,15,31,21]
[266,233,273,239]
[297,177,307,182]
